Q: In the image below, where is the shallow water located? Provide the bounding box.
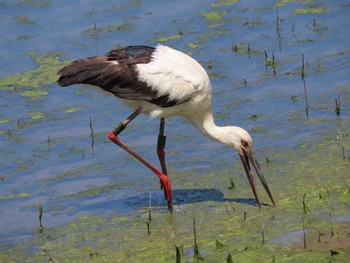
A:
[0,0,350,261]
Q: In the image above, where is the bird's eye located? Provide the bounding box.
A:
[241,140,248,148]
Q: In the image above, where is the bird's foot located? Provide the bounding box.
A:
[159,177,173,212]
[161,176,173,212]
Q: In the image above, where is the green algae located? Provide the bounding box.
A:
[153,34,182,43]
[0,194,17,200]
[276,0,318,7]
[199,9,239,28]
[276,0,295,7]
[82,23,134,37]
[29,112,45,120]
[0,192,30,200]
[199,10,227,22]
[14,0,52,8]
[13,15,35,24]
[0,119,11,124]
[0,52,65,90]
[63,107,81,113]
[199,28,231,41]
[187,42,201,49]
[17,35,37,41]
[294,8,328,14]
[211,0,239,7]
[66,183,121,197]
[20,90,48,97]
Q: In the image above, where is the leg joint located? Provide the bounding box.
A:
[113,122,126,136]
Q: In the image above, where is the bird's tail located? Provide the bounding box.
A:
[57,56,116,88]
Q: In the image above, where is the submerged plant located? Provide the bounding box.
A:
[193,217,203,261]
[39,203,44,233]
[335,94,341,116]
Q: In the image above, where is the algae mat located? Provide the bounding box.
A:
[1,120,349,262]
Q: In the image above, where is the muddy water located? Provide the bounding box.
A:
[0,0,349,261]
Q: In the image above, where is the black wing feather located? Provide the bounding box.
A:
[57,46,178,107]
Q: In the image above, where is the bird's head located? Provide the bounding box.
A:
[229,127,253,155]
[227,127,276,208]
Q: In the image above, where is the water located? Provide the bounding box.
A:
[0,0,349,260]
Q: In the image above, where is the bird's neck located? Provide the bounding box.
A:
[190,111,233,146]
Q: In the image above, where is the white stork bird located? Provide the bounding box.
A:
[57,44,276,211]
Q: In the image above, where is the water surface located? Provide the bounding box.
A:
[0,0,349,261]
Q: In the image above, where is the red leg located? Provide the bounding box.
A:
[108,108,172,211]
[157,118,168,190]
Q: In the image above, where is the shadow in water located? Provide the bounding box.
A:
[172,188,272,208]
[75,188,272,214]
[124,188,271,210]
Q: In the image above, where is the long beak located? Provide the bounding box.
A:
[239,149,276,208]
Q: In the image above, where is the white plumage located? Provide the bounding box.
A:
[128,45,211,119]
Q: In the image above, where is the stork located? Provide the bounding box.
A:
[57,44,276,211]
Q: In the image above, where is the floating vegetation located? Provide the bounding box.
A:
[153,33,182,43]
[294,8,328,15]
[243,19,265,28]
[29,111,46,119]
[17,35,37,40]
[0,119,11,124]
[20,90,48,97]
[231,42,258,56]
[0,192,30,200]
[0,51,65,90]
[13,15,35,24]
[199,10,227,22]
[275,0,294,7]
[211,0,239,7]
[14,0,52,8]
[63,107,81,113]
[187,42,201,49]
[82,23,134,37]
